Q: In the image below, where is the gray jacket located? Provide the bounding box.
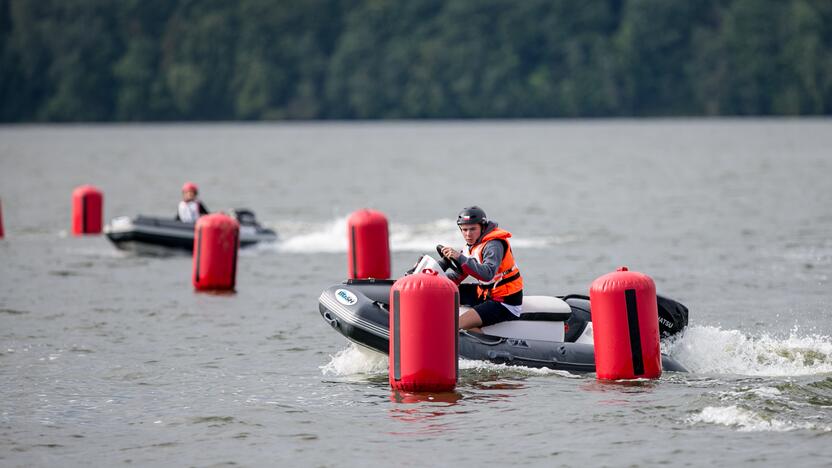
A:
[447,222,505,284]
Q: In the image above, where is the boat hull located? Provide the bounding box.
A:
[319,279,689,373]
[105,213,277,254]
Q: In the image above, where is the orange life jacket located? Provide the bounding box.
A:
[467,227,523,302]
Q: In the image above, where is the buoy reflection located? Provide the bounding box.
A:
[387,390,464,436]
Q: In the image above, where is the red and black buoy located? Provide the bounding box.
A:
[192,213,240,291]
[71,185,103,235]
[590,267,662,380]
[389,270,458,392]
[347,209,390,279]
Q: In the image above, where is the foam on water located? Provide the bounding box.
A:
[320,343,388,377]
[458,358,581,378]
[687,405,831,432]
[268,216,566,254]
[665,325,832,376]
[320,343,580,378]
[322,326,832,380]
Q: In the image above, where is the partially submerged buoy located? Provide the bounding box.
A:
[590,266,662,380]
[347,209,390,279]
[192,213,240,291]
[71,185,103,235]
[389,270,458,392]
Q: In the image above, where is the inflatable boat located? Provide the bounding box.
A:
[105,209,277,255]
[319,251,689,373]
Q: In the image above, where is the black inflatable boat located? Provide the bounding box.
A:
[105,209,277,254]
[319,254,689,373]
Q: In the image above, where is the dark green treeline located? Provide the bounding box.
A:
[2,0,831,122]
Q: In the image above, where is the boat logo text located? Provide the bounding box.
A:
[335,289,358,306]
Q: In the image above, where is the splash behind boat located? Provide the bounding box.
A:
[318,253,689,373]
[105,208,277,255]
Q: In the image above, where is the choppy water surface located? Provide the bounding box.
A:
[1,120,831,466]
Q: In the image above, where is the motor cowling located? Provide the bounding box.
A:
[192,213,240,291]
[590,267,662,380]
[347,209,390,279]
[71,185,103,235]
[389,270,458,392]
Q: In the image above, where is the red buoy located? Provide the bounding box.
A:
[590,267,662,380]
[347,209,390,279]
[192,213,240,291]
[389,270,458,392]
[0,199,4,239]
[71,185,103,235]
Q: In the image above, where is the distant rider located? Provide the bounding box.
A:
[176,182,209,222]
[441,206,523,331]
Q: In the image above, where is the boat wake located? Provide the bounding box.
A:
[686,405,830,432]
[320,343,389,377]
[664,325,832,377]
[320,343,579,379]
[263,216,572,254]
[321,328,832,434]
[321,326,832,380]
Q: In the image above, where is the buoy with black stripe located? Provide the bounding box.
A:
[389,269,458,392]
[347,209,390,280]
[590,267,662,380]
[192,213,239,291]
[71,185,103,235]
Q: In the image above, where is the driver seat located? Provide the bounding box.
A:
[476,296,572,342]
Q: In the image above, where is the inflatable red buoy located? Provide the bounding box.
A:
[389,270,458,392]
[589,267,662,380]
[192,213,240,291]
[71,185,103,235]
[347,209,390,279]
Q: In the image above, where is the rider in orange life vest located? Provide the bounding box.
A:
[441,206,523,331]
[176,182,209,222]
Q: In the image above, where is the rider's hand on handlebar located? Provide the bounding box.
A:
[441,246,461,261]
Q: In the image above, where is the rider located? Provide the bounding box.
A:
[441,206,523,331]
[176,182,209,222]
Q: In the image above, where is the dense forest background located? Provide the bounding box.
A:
[2,0,831,122]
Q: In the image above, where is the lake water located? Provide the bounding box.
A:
[1,120,831,466]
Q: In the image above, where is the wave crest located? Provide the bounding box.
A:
[665,325,832,376]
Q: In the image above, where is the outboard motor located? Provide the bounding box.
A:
[230,208,258,226]
[657,295,689,338]
[227,208,278,240]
